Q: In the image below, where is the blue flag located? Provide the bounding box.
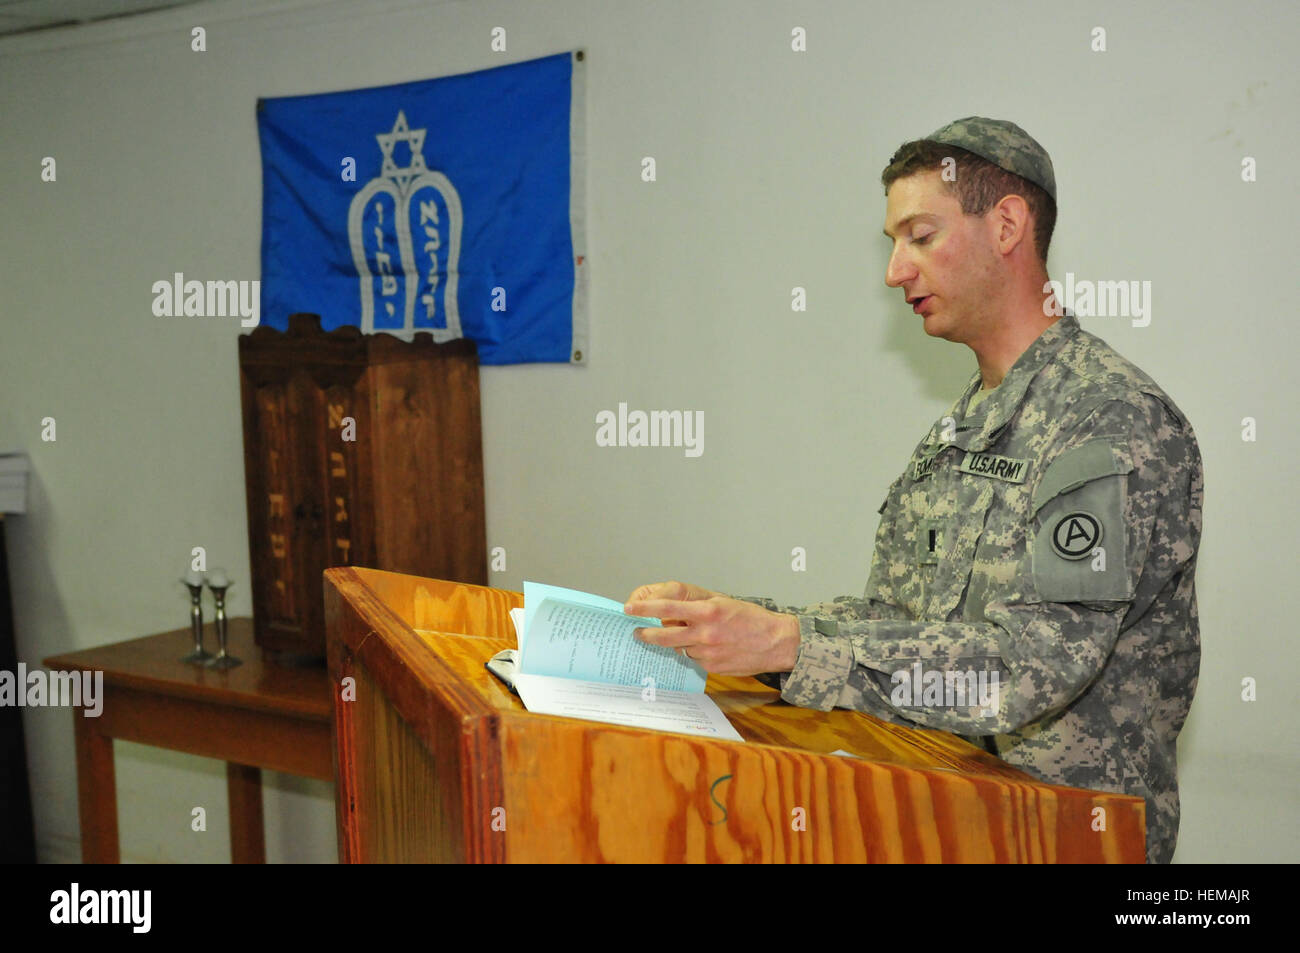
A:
[257,52,587,364]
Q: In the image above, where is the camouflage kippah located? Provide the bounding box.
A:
[925,116,1056,201]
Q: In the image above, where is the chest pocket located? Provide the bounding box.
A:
[883,463,996,621]
[920,479,996,620]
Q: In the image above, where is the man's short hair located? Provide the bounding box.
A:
[880,140,1057,268]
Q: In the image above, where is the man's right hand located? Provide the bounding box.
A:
[624,580,720,625]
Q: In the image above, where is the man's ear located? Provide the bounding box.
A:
[991,194,1032,256]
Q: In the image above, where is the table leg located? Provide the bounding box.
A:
[227,762,265,863]
[72,708,119,863]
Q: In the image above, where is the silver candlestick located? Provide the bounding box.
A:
[203,569,242,670]
[180,570,214,664]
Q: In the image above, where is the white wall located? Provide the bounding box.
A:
[1,0,1295,863]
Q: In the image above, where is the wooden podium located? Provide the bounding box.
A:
[324,567,1146,863]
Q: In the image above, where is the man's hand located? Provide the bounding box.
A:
[623,583,800,677]
[624,580,722,606]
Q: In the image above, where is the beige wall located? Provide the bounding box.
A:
[1,0,1295,862]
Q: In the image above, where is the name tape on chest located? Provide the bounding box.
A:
[958,451,1029,483]
[913,453,939,482]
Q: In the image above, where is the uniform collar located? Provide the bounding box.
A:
[947,312,1081,452]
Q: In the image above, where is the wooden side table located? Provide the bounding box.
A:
[45,618,333,863]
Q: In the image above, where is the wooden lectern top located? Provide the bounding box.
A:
[325,566,1146,863]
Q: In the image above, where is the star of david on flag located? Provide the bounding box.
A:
[256,51,587,364]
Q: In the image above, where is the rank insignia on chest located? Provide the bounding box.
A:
[917,517,949,565]
[958,451,1029,483]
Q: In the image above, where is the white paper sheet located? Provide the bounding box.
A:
[514,672,743,742]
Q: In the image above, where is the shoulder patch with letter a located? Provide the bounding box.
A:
[1051,511,1102,559]
[1031,440,1134,602]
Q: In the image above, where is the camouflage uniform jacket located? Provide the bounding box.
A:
[741,313,1203,863]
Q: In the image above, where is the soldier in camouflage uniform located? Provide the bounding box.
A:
[627,118,1203,864]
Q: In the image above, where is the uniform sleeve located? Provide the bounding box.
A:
[742,397,1186,736]
[728,592,909,691]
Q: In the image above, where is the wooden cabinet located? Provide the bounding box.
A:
[239,313,486,659]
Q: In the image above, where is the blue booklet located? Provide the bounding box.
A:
[516,581,706,692]
[486,581,742,741]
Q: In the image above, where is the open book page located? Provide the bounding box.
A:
[522,581,623,650]
[514,673,743,742]
[519,581,706,693]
